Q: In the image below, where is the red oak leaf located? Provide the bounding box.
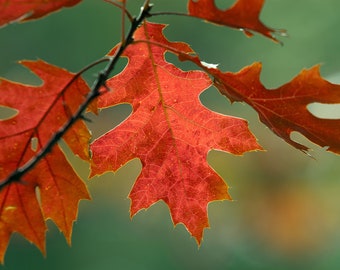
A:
[90,22,262,243]
[0,0,81,27]
[0,60,92,263]
[212,62,340,154]
[187,0,286,42]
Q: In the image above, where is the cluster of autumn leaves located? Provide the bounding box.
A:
[1,0,340,264]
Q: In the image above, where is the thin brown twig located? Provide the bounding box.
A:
[132,39,197,59]
[150,11,192,18]
[104,0,134,22]
[121,0,126,42]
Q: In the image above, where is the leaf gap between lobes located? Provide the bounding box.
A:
[307,103,340,120]
[214,0,237,10]
[290,131,329,153]
[0,105,18,120]
[35,186,42,208]
[31,137,38,152]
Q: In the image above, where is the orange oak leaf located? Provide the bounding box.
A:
[0,60,92,263]
[211,63,340,154]
[0,0,82,27]
[187,0,286,42]
[90,22,262,243]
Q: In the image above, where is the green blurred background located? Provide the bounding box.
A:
[1,0,340,269]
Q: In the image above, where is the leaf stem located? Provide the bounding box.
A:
[104,0,134,23]
[150,11,191,18]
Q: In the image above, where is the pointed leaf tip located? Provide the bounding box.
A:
[187,0,286,42]
[0,0,82,27]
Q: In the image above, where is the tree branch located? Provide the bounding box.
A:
[0,0,153,190]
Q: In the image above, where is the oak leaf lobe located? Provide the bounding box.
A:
[0,0,82,27]
[90,22,262,243]
[213,62,340,154]
[0,59,91,263]
[187,0,285,42]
